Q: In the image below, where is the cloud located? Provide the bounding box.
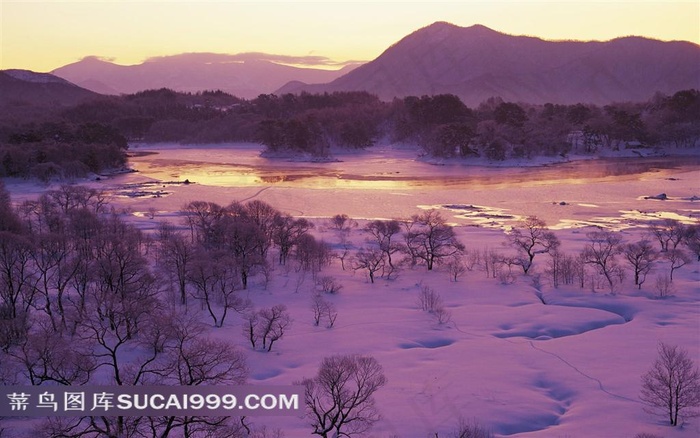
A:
[143,52,364,68]
[79,55,117,63]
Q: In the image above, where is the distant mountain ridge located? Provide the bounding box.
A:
[277,22,700,105]
[52,54,360,99]
[0,69,99,107]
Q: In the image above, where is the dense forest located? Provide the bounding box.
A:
[0,87,699,179]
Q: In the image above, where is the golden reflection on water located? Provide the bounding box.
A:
[132,154,700,191]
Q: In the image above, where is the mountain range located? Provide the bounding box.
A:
[52,53,359,99]
[278,22,700,106]
[7,21,700,107]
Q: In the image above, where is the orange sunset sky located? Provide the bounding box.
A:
[1,0,698,72]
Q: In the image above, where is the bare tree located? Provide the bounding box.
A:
[330,214,351,231]
[157,223,194,305]
[299,354,387,438]
[640,342,700,426]
[582,230,624,293]
[546,250,563,288]
[445,254,467,282]
[162,313,248,386]
[481,248,502,279]
[648,219,688,252]
[683,223,700,261]
[187,250,250,328]
[0,232,37,321]
[311,295,338,328]
[623,240,658,289]
[664,249,691,282]
[243,312,259,349]
[365,220,403,276]
[403,210,464,270]
[506,216,560,274]
[352,247,386,283]
[212,208,268,289]
[244,199,281,258]
[295,235,331,275]
[182,201,226,244]
[246,305,292,352]
[46,185,109,214]
[334,232,352,271]
[9,317,96,386]
[273,215,314,265]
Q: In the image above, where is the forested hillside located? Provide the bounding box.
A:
[1,86,698,179]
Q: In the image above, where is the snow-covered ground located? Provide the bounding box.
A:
[4,143,699,437]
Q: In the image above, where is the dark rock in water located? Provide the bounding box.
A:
[184,179,190,185]
[559,201,568,206]
[443,204,478,210]
[644,193,668,200]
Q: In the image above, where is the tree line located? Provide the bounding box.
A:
[1,88,698,178]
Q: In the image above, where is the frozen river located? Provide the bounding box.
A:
[116,143,700,231]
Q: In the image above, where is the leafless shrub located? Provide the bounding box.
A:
[497,268,516,285]
[418,285,442,312]
[434,306,452,325]
[496,256,518,285]
[653,275,675,298]
[463,249,481,271]
[250,426,285,438]
[447,418,494,438]
[445,255,467,282]
[316,276,343,294]
[417,284,451,324]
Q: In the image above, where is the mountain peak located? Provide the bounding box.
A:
[292,22,700,106]
[418,22,500,37]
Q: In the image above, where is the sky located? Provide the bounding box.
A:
[1,0,698,72]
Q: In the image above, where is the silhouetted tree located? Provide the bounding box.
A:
[641,343,700,426]
[299,354,387,438]
[404,210,464,270]
[506,216,560,274]
[622,240,658,289]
